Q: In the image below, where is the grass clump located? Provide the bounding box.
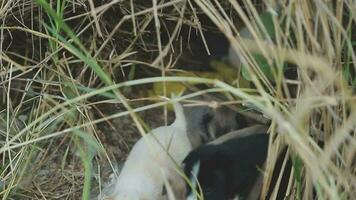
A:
[0,0,355,199]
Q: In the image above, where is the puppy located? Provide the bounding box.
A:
[101,102,192,200]
[183,126,269,200]
[184,105,248,149]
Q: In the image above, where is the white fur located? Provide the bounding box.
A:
[102,102,191,200]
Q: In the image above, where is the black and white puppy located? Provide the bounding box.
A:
[183,126,269,200]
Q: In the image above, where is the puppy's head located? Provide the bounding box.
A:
[201,106,248,141]
[185,105,248,147]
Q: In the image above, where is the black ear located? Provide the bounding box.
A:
[183,145,223,198]
[183,144,219,180]
[183,148,203,177]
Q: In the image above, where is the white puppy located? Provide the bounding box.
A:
[101,102,191,200]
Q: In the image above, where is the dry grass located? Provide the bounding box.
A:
[0,0,355,200]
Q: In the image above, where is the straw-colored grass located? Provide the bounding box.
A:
[0,0,355,200]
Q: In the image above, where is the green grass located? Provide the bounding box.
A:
[0,0,355,199]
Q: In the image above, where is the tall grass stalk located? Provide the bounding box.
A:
[0,0,354,199]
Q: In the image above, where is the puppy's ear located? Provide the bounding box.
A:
[183,150,200,176]
[183,145,212,178]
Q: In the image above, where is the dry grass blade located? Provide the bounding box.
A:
[0,0,355,199]
[193,0,355,199]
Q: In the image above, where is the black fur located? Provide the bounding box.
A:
[184,133,269,200]
[265,147,292,200]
